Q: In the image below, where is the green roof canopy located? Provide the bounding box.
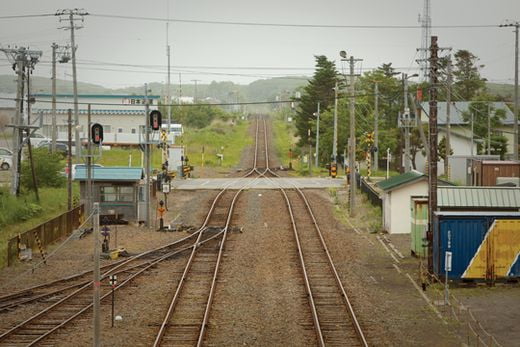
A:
[377,171,426,191]
[438,186,520,209]
[75,167,143,182]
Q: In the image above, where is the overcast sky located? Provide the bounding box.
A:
[0,0,519,90]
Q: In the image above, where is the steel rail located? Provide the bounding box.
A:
[0,119,264,344]
[22,230,226,347]
[260,118,368,346]
[153,116,264,346]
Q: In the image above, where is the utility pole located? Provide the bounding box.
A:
[343,54,362,216]
[332,81,338,164]
[12,53,24,196]
[401,73,418,172]
[26,66,39,202]
[144,84,151,228]
[67,109,72,210]
[191,79,201,102]
[92,202,101,347]
[428,36,439,273]
[374,82,379,172]
[488,103,492,155]
[50,43,70,153]
[51,43,57,153]
[315,102,320,168]
[471,112,474,156]
[403,73,411,172]
[500,21,519,160]
[445,57,452,177]
[166,11,172,133]
[1,47,42,196]
[57,9,88,161]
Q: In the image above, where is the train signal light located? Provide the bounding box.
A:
[91,123,103,144]
[149,110,162,131]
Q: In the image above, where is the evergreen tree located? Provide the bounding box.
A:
[295,55,338,146]
[453,50,486,100]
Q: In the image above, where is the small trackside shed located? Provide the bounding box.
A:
[377,170,452,234]
[75,167,144,222]
[471,160,520,186]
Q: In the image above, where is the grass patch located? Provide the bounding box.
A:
[0,186,79,268]
[179,120,252,168]
[330,187,382,233]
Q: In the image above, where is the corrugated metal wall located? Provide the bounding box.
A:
[434,213,520,280]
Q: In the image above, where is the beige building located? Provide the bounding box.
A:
[31,93,175,145]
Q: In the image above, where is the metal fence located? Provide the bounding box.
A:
[6,205,84,266]
[359,176,383,209]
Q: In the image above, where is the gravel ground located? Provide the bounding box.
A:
[0,189,216,343]
[304,189,460,346]
[0,117,487,346]
[204,189,316,346]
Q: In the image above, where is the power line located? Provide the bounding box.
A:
[0,13,56,20]
[89,13,499,29]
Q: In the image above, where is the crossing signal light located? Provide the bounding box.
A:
[149,110,162,131]
[91,123,103,144]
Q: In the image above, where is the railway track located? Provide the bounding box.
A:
[152,117,267,346]
[0,117,266,346]
[259,118,368,346]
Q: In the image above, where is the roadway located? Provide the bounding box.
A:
[170,177,345,190]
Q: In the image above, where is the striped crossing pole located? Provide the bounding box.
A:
[33,229,47,264]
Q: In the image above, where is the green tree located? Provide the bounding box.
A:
[438,136,454,161]
[453,50,486,100]
[21,148,65,190]
[462,97,508,156]
[295,55,338,146]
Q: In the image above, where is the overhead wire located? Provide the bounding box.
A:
[89,13,499,29]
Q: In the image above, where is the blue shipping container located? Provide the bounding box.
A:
[434,212,520,280]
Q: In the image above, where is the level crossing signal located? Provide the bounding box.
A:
[91,123,103,144]
[149,110,162,131]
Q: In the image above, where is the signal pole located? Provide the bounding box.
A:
[57,9,88,161]
[144,84,151,228]
[428,36,439,273]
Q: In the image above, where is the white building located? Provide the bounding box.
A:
[415,101,516,173]
[31,94,178,145]
[378,171,429,234]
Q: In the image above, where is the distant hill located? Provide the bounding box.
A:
[486,83,515,100]
[0,75,309,105]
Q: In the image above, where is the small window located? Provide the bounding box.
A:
[131,128,136,134]
[118,128,123,133]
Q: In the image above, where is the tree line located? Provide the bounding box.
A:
[293,50,512,172]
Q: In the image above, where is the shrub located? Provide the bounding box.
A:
[21,148,65,190]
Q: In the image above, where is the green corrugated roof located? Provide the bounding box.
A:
[377,171,426,191]
[74,167,143,181]
[438,186,520,209]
